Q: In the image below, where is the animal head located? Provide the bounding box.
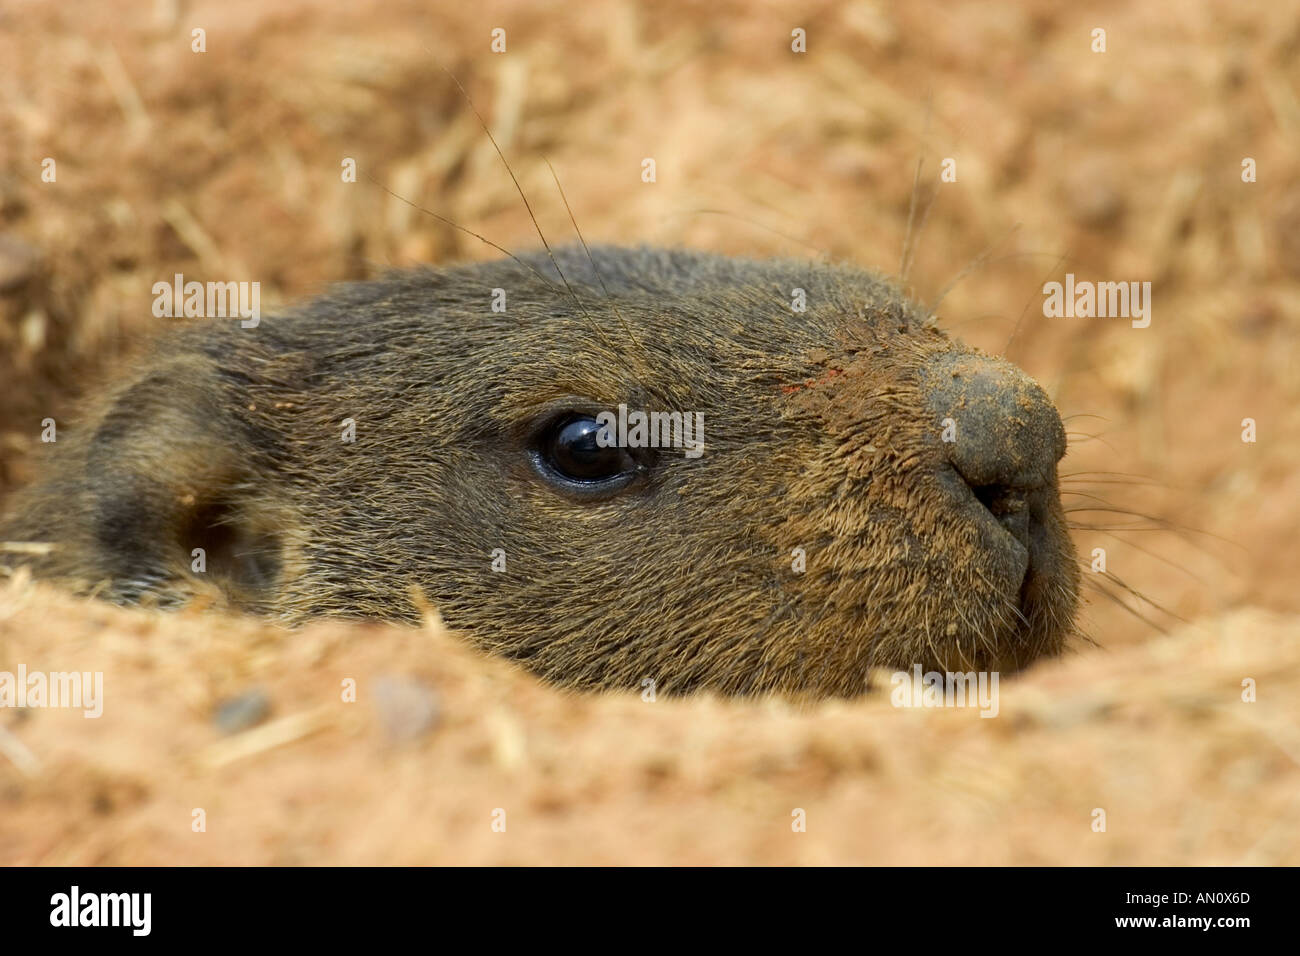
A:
[2,245,1079,696]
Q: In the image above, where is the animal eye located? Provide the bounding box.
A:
[549,416,622,480]
[530,414,642,496]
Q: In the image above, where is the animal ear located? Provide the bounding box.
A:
[80,355,289,609]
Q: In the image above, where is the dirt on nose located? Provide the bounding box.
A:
[922,351,1068,493]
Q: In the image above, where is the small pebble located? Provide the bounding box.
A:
[0,234,40,292]
[213,689,271,734]
[371,675,440,743]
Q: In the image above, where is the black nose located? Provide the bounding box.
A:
[923,352,1066,549]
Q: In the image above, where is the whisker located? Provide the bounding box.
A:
[544,158,642,351]
[899,155,925,282]
[1060,470,1163,484]
[1082,575,1175,636]
[687,208,830,258]
[363,175,559,291]
[1066,508,1238,549]
[1090,566,1188,624]
[926,221,1022,315]
[1071,526,1211,585]
[1002,250,1069,359]
[436,66,614,346]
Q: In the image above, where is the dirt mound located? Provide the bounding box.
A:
[2,579,1295,865]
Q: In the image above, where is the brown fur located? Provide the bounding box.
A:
[0,245,1079,696]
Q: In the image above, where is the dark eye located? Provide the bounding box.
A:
[530,414,643,496]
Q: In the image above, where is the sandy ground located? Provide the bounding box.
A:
[2,581,1297,865]
[0,0,1298,863]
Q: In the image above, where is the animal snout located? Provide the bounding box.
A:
[923,351,1067,552]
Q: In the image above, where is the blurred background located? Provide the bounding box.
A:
[0,0,1297,863]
